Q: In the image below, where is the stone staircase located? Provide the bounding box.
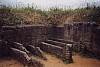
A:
[40,38,73,60]
[0,40,44,67]
[0,38,73,67]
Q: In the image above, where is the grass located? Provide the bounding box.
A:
[72,51,100,60]
[54,54,73,64]
[0,3,100,26]
[43,52,73,64]
[48,53,73,64]
[62,59,73,64]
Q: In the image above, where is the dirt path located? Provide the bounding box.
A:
[0,58,23,67]
[0,53,100,67]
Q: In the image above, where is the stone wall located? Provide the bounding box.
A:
[0,25,72,60]
[0,25,54,57]
[0,40,10,57]
[41,41,72,60]
[50,22,100,55]
[0,25,54,47]
[52,26,64,39]
[0,22,100,58]
[63,22,100,55]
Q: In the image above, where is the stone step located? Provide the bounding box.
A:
[45,40,66,47]
[41,41,73,60]
[26,45,47,60]
[41,42,62,49]
[41,42,63,57]
[8,42,30,54]
[10,48,31,64]
[51,38,73,44]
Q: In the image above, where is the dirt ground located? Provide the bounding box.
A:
[0,53,100,67]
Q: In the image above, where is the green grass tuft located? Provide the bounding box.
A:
[62,59,73,64]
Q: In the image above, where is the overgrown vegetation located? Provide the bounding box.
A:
[72,51,100,60]
[0,5,21,26]
[0,3,100,26]
[62,59,73,64]
[47,52,73,64]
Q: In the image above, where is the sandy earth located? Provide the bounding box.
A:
[0,53,100,67]
[0,58,23,67]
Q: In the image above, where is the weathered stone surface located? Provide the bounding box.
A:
[52,38,74,44]
[26,45,36,54]
[10,42,30,54]
[63,22,100,55]
[0,25,53,47]
[0,23,100,59]
[35,47,46,59]
[26,45,46,59]
[45,40,66,47]
[65,44,72,60]
[41,41,73,60]
[10,48,31,64]
[0,40,10,57]
[10,48,44,67]
[41,42,64,57]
